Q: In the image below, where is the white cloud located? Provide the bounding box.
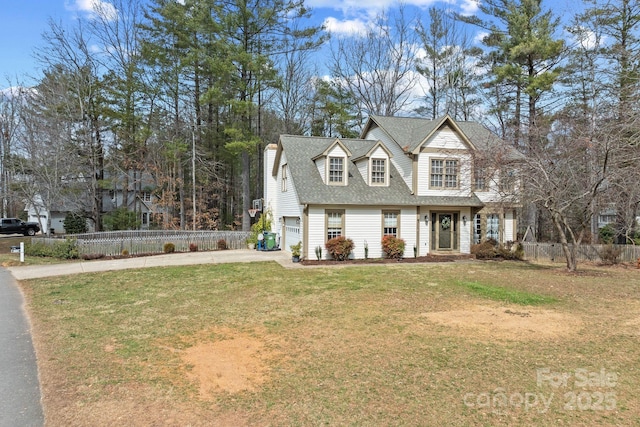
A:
[568,26,604,50]
[311,1,480,38]
[323,17,370,36]
[307,0,457,21]
[459,0,479,16]
[65,0,117,21]
[474,31,489,45]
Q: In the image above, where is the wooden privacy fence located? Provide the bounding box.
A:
[40,230,251,257]
[522,242,640,263]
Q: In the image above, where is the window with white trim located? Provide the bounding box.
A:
[371,158,386,185]
[328,157,344,184]
[326,210,344,240]
[142,192,152,202]
[383,211,399,236]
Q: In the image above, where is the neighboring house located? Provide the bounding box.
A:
[263,115,521,260]
[26,171,161,233]
[103,184,158,230]
[26,193,90,234]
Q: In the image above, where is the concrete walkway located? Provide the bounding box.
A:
[8,249,297,281]
[0,269,44,427]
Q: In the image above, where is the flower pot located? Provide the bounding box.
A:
[292,255,300,263]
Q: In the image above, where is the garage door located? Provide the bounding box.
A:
[283,217,301,253]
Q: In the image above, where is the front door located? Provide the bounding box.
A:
[438,213,453,250]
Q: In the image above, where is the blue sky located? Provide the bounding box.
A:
[1,0,578,88]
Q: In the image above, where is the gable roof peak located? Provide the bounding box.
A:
[311,137,353,161]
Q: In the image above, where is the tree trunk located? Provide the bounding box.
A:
[242,150,251,231]
[551,212,577,271]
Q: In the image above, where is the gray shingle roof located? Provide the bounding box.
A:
[278,134,484,207]
[367,115,522,161]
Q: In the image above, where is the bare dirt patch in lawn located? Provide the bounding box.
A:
[174,327,281,399]
[421,304,583,341]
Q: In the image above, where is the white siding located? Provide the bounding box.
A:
[308,206,419,260]
[371,145,388,159]
[328,144,347,157]
[263,145,279,216]
[414,127,474,197]
[276,152,302,218]
[356,160,368,183]
[459,207,472,254]
[365,127,413,188]
[399,208,417,257]
[425,128,467,150]
[307,206,327,259]
[504,210,515,242]
[418,208,430,257]
[416,152,473,197]
[355,146,390,185]
[475,170,501,204]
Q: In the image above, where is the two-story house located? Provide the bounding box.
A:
[26,171,161,233]
[263,115,521,260]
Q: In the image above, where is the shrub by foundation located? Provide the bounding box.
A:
[325,236,355,261]
[381,235,405,259]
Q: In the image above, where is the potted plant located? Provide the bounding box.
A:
[290,241,302,262]
[246,232,258,250]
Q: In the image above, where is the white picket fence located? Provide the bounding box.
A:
[522,242,640,263]
[39,230,251,257]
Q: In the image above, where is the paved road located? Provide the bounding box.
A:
[0,269,44,427]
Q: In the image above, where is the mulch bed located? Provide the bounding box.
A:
[300,254,474,266]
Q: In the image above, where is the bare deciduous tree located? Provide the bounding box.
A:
[329,6,419,118]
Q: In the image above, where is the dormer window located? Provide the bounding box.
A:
[371,158,386,185]
[328,156,344,184]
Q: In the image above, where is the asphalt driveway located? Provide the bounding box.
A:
[0,268,44,427]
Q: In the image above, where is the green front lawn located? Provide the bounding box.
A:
[21,261,640,426]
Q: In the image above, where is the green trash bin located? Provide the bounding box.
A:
[264,232,277,250]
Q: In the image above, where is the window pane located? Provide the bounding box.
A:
[486,214,499,241]
[445,160,458,188]
[371,159,385,184]
[327,211,342,239]
[430,159,443,187]
[329,157,343,183]
[383,212,398,236]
